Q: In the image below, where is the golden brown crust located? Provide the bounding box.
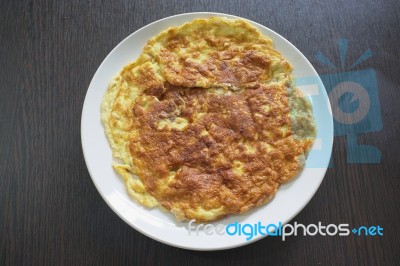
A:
[129,83,313,221]
[102,17,316,222]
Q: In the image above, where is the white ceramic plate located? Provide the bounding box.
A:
[81,12,333,250]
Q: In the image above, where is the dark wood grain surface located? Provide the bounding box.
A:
[1,0,400,265]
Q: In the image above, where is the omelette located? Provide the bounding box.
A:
[101,17,316,222]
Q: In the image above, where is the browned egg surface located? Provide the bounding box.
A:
[102,17,316,222]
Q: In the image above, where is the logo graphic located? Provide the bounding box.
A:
[315,39,382,164]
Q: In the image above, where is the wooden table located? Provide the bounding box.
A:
[1,0,399,265]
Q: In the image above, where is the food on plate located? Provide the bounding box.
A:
[101,17,316,222]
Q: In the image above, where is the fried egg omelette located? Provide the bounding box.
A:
[101,17,316,222]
